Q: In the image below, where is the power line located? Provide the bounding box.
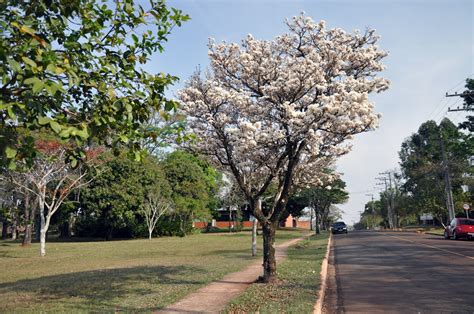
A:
[426,76,472,120]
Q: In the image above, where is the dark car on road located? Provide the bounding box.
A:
[331,221,348,234]
[444,218,474,240]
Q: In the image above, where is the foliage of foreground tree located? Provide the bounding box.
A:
[0,0,189,167]
[179,14,389,282]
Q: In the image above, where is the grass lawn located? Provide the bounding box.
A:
[225,232,330,313]
[0,228,306,312]
[424,228,444,236]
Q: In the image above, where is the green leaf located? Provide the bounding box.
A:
[71,158,78,168]
[50,120,62,133]
[22,57,37,68]
[19,25,35,36]
[24,77,41,85]
[59,127,73,138]
[32,79,44,93]
[7,106,16,119]
[7,59,22,72]
[75,128,89,140]
[164,100,177,111]
[5,146,17,159]
[38,116,51,125]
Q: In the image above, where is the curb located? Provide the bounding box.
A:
[314,233,332,314]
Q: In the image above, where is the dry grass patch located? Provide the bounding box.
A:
[225,232,329,313]
[0,229,305,312]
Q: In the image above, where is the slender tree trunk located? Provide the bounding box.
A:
[252,199,261,256]
[34,210,41,241]
[11,210,17,240]
[310,208,313,231]
[252,219,257,256]
[39,198,47,257]
[1,221,7,240]
[148,227,153,240]
[22,192,32,246]
[315,209,320,235]
[262,222,277,282]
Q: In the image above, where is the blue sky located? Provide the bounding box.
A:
[147,0,473,224]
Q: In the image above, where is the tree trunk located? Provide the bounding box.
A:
[310,208,313,231]
[1,221,7,240]
[315,210,320,235]
[39,200,47,257]
[262,222,277,282]
[252,219,257,256]
[11,210,17,240]
[22,193,32,246]
[251,198,261,257]
[148,228,153,240]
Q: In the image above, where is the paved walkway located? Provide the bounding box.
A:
[157,234,310,314]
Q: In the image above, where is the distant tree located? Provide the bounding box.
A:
[458,78,473,133]
[3,140,98,256]
[287,177,348,234]
[399,118,472,225]
[143,184,173,240]
[78,153,167,239]
[0,0,189,168]
[162,151,220,235]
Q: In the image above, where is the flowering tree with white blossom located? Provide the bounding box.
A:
[178,14,389,282]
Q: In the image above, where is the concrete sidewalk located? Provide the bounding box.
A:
[156,234,310,314]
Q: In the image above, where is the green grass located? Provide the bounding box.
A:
[224,232,329,314]
[424,228,444,236]
[0,228,306,312]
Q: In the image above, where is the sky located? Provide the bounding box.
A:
[146,0,473,225]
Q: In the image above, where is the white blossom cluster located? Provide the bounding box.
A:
[178,14,389,205]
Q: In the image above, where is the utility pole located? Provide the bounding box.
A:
[365,193,375,229]
[377,172,395,229]
[438,127,456,222]
[446,90,473,112]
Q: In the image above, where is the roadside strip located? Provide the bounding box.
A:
[313,233,332,314]
[385,233,474,261]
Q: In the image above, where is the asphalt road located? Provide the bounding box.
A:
[323,231,474,313]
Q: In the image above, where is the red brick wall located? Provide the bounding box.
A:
[193,222,207,229]
[296,221,311,230]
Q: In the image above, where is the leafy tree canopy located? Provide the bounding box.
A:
[0,0,189,168]
[399,118,472,222]
[162,150,221,222]
[78,151,170,239]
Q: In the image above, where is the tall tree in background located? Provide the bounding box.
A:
[162,151,221,236]
[178,14,389,282]
[0,0,189,167]
[78,153,167,240]
[458,78,473,133]
[399,119,471,224]
[287,177,348,233]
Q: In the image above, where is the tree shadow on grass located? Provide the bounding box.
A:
[0,264,207,312]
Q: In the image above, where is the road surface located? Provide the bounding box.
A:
[323,231,474,313]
